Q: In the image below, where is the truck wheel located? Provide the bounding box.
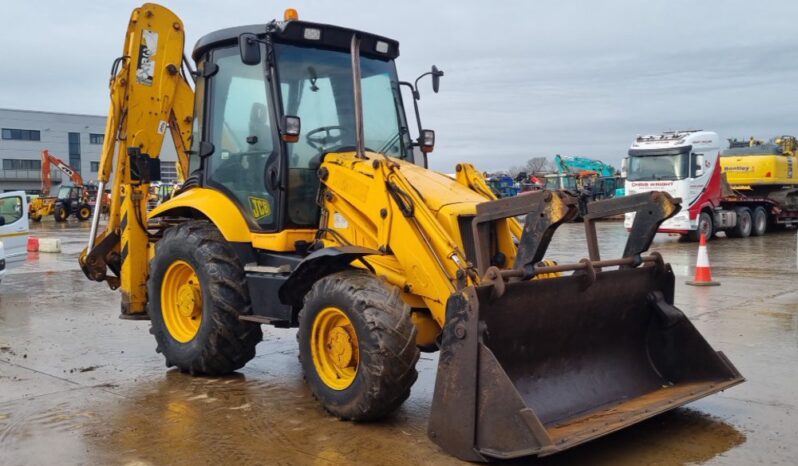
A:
[298,269,419,421]
[688,211,714,242]
[77,205,91,221]
[751,207,767,236]
[54,205,68,222]
[728,207,752,238]
[147,220,262,375]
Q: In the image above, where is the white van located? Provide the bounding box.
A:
[0,191,30,278]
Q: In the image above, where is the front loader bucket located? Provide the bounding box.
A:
[429,263,743,461]
[428,192,744,461]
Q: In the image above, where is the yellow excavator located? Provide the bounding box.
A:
[721,135,798,209]
[80,4,743,461]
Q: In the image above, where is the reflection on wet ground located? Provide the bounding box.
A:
[1,220,796,465]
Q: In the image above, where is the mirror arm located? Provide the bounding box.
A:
[413,72,433,99]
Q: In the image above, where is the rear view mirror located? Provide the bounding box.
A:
[621,157,629,178]
[431,65,443,93]
[281,115,301,143]
[239,33,261,65]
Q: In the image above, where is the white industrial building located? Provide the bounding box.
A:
[0,108,178,193]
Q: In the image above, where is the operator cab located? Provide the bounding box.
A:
[57,185,82,201]
[189,15,434,233]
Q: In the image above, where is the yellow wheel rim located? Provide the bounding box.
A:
[80,207,90,217]
[161,260,203,343]
[311,307,359,390]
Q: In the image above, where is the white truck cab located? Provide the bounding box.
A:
[0,191,30,275]
[623,130,723,240]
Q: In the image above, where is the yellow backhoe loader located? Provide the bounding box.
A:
[80,4,743,461]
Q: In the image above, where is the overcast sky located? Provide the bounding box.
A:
[2,0,797,172]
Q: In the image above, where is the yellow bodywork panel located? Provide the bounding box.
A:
[150,188,251,242]
[251,230,316,252]
[151,187,316,252]
[721,155,798,187]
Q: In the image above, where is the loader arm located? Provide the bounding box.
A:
[454,162,524,240]
[80,3,194,317]
[320,154,476,324]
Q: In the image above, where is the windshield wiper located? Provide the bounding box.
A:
[376,130,403,155]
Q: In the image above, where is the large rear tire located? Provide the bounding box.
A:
[298,269,419,421]
[751,206,767,236]
[147,220,262,375]
[77,204,91,221]
[728,207,752,238]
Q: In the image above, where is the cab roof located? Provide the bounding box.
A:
[192,20,400,62]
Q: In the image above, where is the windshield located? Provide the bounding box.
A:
[57,186,73,199]
[274,43,411,227]
[275,43,411,164]
[627,153,689,181]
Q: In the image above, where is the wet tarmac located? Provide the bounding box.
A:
[1,220,796,465]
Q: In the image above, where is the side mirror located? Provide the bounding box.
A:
[420,129,435,153]
[431,65,444,93]
[694,153,705,176]
[281,115,301,143]
[621,157,629,178]
[239,33,261,65]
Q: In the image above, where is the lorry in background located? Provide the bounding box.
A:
[0,191,30,280]
[623,130,798,241]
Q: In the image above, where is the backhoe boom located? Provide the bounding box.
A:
[81,3,194,316]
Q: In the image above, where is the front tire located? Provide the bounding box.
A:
[148,220,262,375]
[54,205,68,222]
[688,211,714,242]
[298,269,419,421]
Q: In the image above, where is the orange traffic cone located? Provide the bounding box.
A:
[686,233,720,286]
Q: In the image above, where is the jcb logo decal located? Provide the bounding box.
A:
[249,196,272,220]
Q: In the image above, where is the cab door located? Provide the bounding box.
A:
[0,191,29,267]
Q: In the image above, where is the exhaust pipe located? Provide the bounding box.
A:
[350,34,365,159]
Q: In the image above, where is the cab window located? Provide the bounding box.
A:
[0,196,23,225]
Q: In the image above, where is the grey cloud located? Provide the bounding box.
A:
[1,0,796,173]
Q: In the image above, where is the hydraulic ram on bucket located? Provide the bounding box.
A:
[428,191,744,461]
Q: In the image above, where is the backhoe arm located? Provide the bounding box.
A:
[81,3,194,317]
[41,150,83,191]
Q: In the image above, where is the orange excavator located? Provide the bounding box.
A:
[30,150,93,222]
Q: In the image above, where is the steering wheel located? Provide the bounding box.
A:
[305,125,346,150]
